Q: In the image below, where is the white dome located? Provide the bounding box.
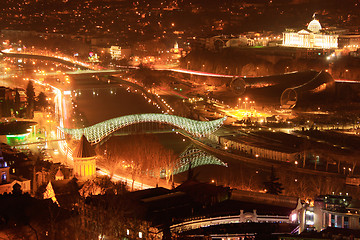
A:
[307,19,322,33]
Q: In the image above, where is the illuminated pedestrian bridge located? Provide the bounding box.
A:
[60,113,226,144]
[172,146,227,176]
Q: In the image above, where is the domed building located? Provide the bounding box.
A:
[307,19,322,33]
[283,17,338,49]
[73,135,97,180]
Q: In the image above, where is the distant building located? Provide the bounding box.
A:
[299,194,360,232]
[0,148,31,194]
[0,121,37,146]
[283,18,339,49]
[212,131,301,163]
[0,150,9,183]
[338,34,360,49]
[109,46,132,60]
[55,168,64,181]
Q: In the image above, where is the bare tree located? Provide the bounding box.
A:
[102,135,177,190]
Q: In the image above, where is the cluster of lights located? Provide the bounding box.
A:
[69,93,86,128]
[344,45,359,49]
[3,48,98,71]
[326,53,336,60]
[22,76,74,161]
[141,87,174,113]
[3,55,77,84]
[254,36,281,40]
[116,77,175,113]
[187,97,204,103]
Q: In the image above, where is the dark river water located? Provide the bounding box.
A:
[74,86,161,125]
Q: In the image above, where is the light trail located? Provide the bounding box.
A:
[21,77,74,161]
[97,169,153,190]
[2,49,98,70]
[334,79,360,83]
[156,67,239,78]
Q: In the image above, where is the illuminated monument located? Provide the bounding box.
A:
[283,16,338,49]
[73,135,96,180]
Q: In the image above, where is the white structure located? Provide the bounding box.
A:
[283,18,338,49]
[109,46,131,60]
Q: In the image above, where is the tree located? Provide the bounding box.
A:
[36,92,48,111]
[301,138,312,168]
[77,193,157,239]
[2,97,12,117]
[26,80,35,118]
[264,166,284,195]
[134,64,162,90]
[80,176,127,197]
[14,89,21,117]
[102,135,177,190]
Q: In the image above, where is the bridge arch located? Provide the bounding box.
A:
[60,113,226,144]
[172,146,227,176]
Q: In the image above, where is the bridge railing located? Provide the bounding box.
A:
[170,214,291,233]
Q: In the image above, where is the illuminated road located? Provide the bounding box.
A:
[1,49,97,70]
[97,169,153,190]
[155,67,239,78]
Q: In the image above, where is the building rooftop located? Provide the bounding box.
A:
[224,131,300,154]
[73,135,96,158]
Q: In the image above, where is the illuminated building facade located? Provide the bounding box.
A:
[299,195,360,232]
[283,18,338,49]
[73,135,96,180]
[109,46,132,60]
[0,149,31,194]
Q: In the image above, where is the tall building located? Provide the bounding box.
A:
[73,135,96,180]
[283,17,339,49]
